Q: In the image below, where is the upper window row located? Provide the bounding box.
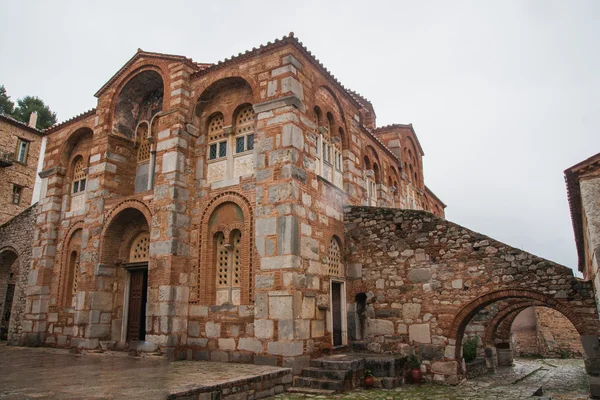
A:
[207,105,255,161]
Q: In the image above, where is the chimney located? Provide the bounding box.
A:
[28,111,38,128]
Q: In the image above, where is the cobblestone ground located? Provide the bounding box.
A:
[272,358,589,400]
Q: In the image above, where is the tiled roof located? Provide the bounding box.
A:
[564,152,600,272]
[0,113,44,135]
[373,124,425,156]
[95,49,201,98]
[190,32,364,111]
[44,108,96,134]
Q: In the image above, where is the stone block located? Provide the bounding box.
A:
[269,294,293,319]
[218,338,236,351]
[281,124,304,150]
[256,217,276,236]
[403,303,421,320]
[254,355,279,366]
[188,321,200,337]
[282,355,310,375]
[311,320,325,337]
[267,341,304,356]
[367,319,394,336]
[278,319,294,340]
[211,351,229,362]
[255,319,274,339]
[301,296,315,319]
[419,344,444,360]
[431,361,458,375]
[205,322,221,338]
[407,268,432,283]
[409,323,431,344]
[238,338,263,353]
[347,263,362,278]
[277,215,299,255]
[294,319,310,340]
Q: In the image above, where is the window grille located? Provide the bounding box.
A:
[328,238,341,276]
[129,232,150,262]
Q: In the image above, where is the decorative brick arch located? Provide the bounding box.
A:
[100,200,153,265]
[450,289,591,361]
[193,191,254,305]
[57,220,84,307]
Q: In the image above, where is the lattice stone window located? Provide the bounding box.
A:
[72,156,87,194]
[72,258,80,297]
[232,231,241,287]
[216,232,229,288]
[137,136,151,163]
[328,238,342,276]
[209,114,224,135]
[129,232,150,262]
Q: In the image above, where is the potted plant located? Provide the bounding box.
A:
[363,369,375,388]
[406,353,422,384]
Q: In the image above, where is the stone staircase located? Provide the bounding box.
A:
[290,353,406,394]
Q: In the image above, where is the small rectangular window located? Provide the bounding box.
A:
[247,134,254,151]
[80,179,86,192]
[15,139,29,164]
[73,181,79,194]
[236,136,245,154]
[11,185,22,205]
[219,141,227,158]
[209,143,217,160]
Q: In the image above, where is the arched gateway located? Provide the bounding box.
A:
[344,207,600,396]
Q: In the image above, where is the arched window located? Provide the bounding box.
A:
[234,105,254,154]
[328,237,342,276]
[207,113,226,161]
[70,156,87,211]
[72,156,86,194]
[62,228,82,307]
[364,156,377,206]
[214,230,242,305]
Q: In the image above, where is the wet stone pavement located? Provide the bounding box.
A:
[0,343,289,399]
[272,358,590,400]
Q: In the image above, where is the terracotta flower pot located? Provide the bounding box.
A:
[364,375,375,388]
[409,368,422,384]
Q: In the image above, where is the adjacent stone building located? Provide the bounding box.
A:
[0,113,45,224]
[566,152,600,316]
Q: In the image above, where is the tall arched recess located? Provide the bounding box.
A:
[112,70,164,139]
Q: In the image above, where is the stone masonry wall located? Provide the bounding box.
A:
[344,207,599,384]
[0,204,37,343]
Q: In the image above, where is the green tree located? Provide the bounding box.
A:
[11,95,57,129]
[0,85,14,115]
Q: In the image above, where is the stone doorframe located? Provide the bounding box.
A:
[329,279,348,347]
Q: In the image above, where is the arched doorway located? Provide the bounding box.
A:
[100,205,151,343]
[0,248,19,340]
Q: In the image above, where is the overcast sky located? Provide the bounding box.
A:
[1,0,598,274]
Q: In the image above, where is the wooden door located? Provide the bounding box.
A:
[127,268,148,342]
[332,281,343,347]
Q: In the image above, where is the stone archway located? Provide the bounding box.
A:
[343,207,600,397]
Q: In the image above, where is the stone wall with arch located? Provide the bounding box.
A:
[344,206,600,393]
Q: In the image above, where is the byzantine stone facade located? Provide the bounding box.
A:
[0,115,44,224]
[20,34,445,373]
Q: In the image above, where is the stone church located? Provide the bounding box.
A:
[6,33,600,395]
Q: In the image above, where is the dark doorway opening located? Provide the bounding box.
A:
[332,281,343,347]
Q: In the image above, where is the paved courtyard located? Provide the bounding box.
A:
[0,343,590,400]
[0,343,289,399]
[273,358,590,400]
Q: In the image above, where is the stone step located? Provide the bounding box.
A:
[301,366,352,381]
[294,376,345,392]
[310,356,364,371]
[286,387,337,396]
[350,341,369,352]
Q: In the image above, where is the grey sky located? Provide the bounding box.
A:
[2,0,599,273]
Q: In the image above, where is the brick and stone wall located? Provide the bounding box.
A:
[344,206,599,383]
[0,204,37,344]
[512,306,584,358]
[0,117,43,225]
